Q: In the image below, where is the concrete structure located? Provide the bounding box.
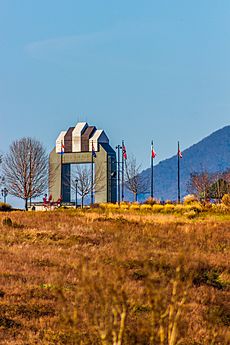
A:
[49,122,117,204]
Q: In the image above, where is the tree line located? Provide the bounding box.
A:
[187,170,230,202]
[1,137,230,209]
[0,137,149,209]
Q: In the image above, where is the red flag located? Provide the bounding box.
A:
[178,148,182,159]
[122,144,127,160]
[151,143,156,158]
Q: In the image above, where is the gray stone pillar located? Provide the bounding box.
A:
[61,164,71,202]
[49,144,117,204]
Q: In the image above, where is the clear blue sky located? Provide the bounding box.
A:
[1,0,230,205]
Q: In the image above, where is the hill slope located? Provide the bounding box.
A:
[140,125,230,201]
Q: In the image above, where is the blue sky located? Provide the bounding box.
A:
[1,0,230,205]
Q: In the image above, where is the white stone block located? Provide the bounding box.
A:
[56,131,67,153]
[72,122,88,152]
[89,130,109,151]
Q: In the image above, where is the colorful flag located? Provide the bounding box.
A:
[178,148,182,159]
[122,144,127,160]
[58,141,65,155]
[151,143,156,158]
[92,143,97,158]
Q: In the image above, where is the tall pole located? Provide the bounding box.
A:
[75,179,78,208]
[91,148,94,206]
[2,188,8,203]
[178,141,180,203]
[121,141,124,202]
[60,149,63,200]
[29,145,32,207]
[60,140,63,200]
[116,145,121,205]
[151,140,154,199]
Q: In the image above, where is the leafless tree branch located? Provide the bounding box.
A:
[2,137,48,210]
[187,171,215,202]
[125,155,148,202]
[71,163,105,207]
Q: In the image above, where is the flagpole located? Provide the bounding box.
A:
[60,140,63,202]
[121,140,124,202]
[29,145,32,207]
[116,145,121,205]
[178,141,180,203]
[91,142,94,206]
[151,140,154,199]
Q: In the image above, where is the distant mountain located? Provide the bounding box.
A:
[140,125,230,201]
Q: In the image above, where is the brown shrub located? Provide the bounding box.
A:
[0,210,229,344]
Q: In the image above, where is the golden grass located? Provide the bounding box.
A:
[0,209,229,344]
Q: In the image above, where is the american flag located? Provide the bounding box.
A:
[58,141,65,155]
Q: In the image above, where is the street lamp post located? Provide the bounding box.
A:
[1,188,8,203]
[75,178,78,208]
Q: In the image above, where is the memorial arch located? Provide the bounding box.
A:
[49,122,117,204]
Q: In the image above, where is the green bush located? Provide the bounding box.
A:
[184,202,203,213]
[162,204,175,213]
[211,203,229,214]
[130,204,140,210]
[0,202,12,211]
[140,204,152,211]
[174,204,184,214]
[222,194,230,207]
[151,204,164,213]
[99,203,119,209]
[120,203,129,210]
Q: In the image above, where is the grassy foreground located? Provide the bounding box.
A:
[0,209,229,345]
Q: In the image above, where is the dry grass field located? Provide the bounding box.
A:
[0,208,229,345]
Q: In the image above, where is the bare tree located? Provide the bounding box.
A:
[0,154,6,200]
[2,137,48,210]
[0,154,4,186]
[71,164,105,207]
[125,155,148,202]
[187,171,215,202]
[188,169,230,202]
[72,165,91,207]
[222,169,230,184]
